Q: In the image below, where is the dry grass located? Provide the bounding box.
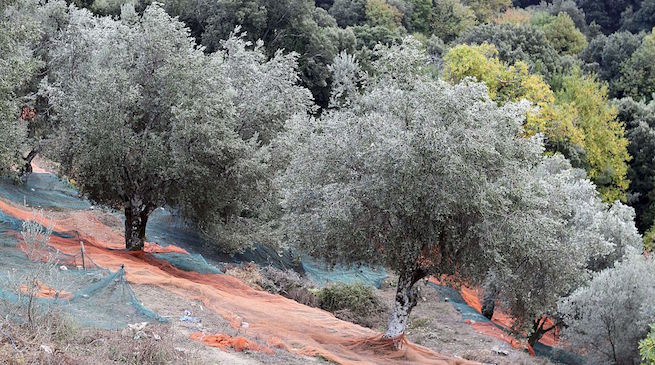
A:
[0,310,200,365]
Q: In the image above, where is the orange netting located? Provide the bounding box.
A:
[0,196,476,365]
[144,241,189,254]
[190,332,275,354]
[20,280,73,300]
[428,277,560,352]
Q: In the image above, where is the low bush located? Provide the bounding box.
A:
[225,263,318,306]
[640,324,655,365]
[317,282,388,328]
[259,266,317,306]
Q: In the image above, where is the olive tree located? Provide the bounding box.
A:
[43,4,312,250]
[281,37,642,340]
[0,0,42,176]
[280,38,551,338]
[559,254,655,365]
[492,156,641,346]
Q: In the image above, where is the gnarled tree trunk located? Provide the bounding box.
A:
[124,196,152,250]
[481,287,497,320]
[384,268,426,339]
[527,316,558,348]
[19,148,39,182]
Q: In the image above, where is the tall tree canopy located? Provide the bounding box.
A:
[530,11,587,56]
[443,44,630,201]
[617,27,655,102]
[279,38,633,339]
[616,97,655,233]
[459,23,561,80]
[0,0,42,176]
[43,4,312,250]
[165,0,354,108]
[581,31,643,99]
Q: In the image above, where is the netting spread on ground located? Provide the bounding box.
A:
[301,255,387,288]
[428,279,585,365]
[0,170,476,364]
[0,173,90,210]
[0,212,166,329]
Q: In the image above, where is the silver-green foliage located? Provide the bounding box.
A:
[43,3,311,249]
[560,254,655,365]
[280,38,546,336]
[280,37,643,337]
[491,156,642,335]
[0,0,42,175]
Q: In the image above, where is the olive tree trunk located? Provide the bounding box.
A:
[19,148,39,182]
[384,269,426,339]
[124,197,152,250]
[481,287,497,320]
[527,316,557,348]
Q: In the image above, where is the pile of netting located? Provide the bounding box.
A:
[0,169,474,364]
[0,209,166,329]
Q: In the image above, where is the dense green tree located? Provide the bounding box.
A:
[431,0,476,42]
[620,0,655,33]
[574,0,638,34]
[535,0,587,33]
[461,0,510,22]
[0,0,43,177]
[581,31,643,98]
[617,28,655,102]
[350,24,402,49]
[44,4,312,250]
[404,0,431,33]
[616,97,655,232]
[329,0,367,27]
[365,0,402,29]
[531,12,587,55]
[459,24,560,79]
[165,0,354,108]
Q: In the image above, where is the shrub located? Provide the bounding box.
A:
[640,324,655,365]
[317,283,387,328]
[225,263,318,306]
[559,254,655,365]
[259,266,317,307]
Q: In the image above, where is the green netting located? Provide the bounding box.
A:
[153,252,222,274]
[2,173,386,294]
[427,282,584,365]
[0,173,90,210]
[0,210,165,330]
[147,209,300,271]
[300,255,387,288]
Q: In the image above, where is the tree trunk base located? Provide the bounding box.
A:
[384,269,426,339]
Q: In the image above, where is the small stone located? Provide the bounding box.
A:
[153,333,161,341]
[40,345,53,354]
[174,347,188,354]
[134,331,148,340]
[59,266,68,271]
[491,346,510,356]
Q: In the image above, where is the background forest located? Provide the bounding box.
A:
[3,0,655,364]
